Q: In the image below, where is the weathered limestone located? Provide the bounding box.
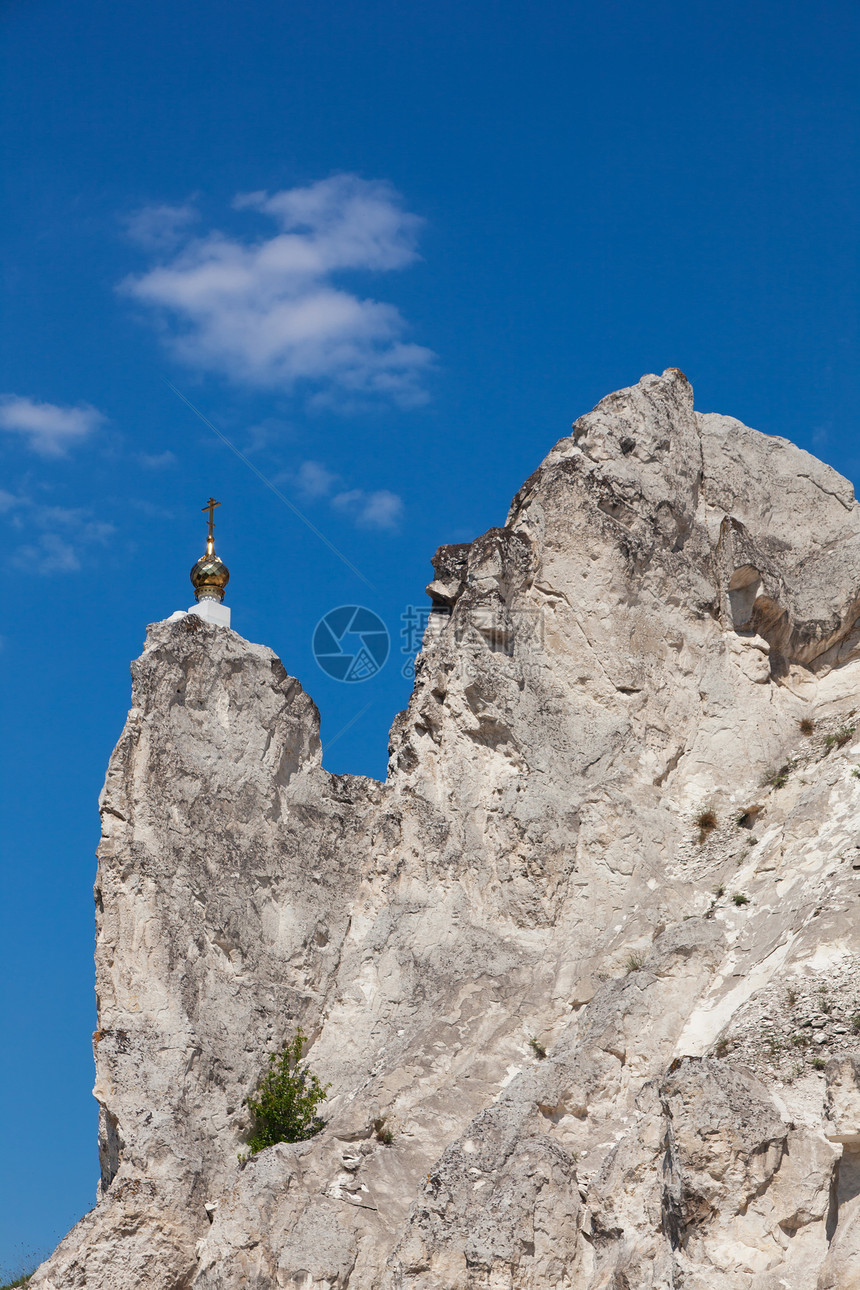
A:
[32,370,860,1288]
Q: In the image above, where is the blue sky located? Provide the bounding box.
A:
[1,0,859,1272]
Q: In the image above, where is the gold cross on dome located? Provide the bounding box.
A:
[202,497,220,546]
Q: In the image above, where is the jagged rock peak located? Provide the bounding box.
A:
[33,371,860,1290]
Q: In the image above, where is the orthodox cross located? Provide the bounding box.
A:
[202,497,220,549]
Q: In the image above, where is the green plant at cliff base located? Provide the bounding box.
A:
[373,1116,395,1145]
[825,725,856,752]
[245,1028,330,1155]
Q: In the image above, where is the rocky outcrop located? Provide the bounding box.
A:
[33,370,860,1288]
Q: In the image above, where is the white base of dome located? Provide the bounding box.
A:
[165,601,231,628]
[189,600,231,627]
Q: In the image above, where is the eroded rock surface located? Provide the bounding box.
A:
[33,370,860,1288]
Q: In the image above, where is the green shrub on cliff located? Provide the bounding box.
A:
[245,1028,329,1155]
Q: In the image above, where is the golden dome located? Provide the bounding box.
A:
[190,552,230,602]
[191,498,230,604]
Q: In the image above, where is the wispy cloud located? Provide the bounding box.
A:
[331,487,404,530]
[284,457,404,531]
[138,449,177,469]
[10,534,82,574]
[125,202,199,251]
[295,459,341,499]
[0,396,105,457]
[123,175,434,407]
[0,489,23,514]
[1,492,114,575]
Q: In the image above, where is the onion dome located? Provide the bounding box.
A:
[191,498,230,603]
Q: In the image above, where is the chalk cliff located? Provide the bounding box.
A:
[33,370,860,1288]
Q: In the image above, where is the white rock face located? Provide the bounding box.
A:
[32,370,860,1288]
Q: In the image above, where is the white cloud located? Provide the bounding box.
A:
[242,416,294,453]
[138,449,177,469]
[278,459,404,530]
[126,202,199,251]
[11,533,81,574]
[1,492,114,575]
[122,174,434,407]
[0,396,104,456]
[331,487,404,531]
[295,459,341,498]
[40,505,114,544]
[0,489,24,514]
